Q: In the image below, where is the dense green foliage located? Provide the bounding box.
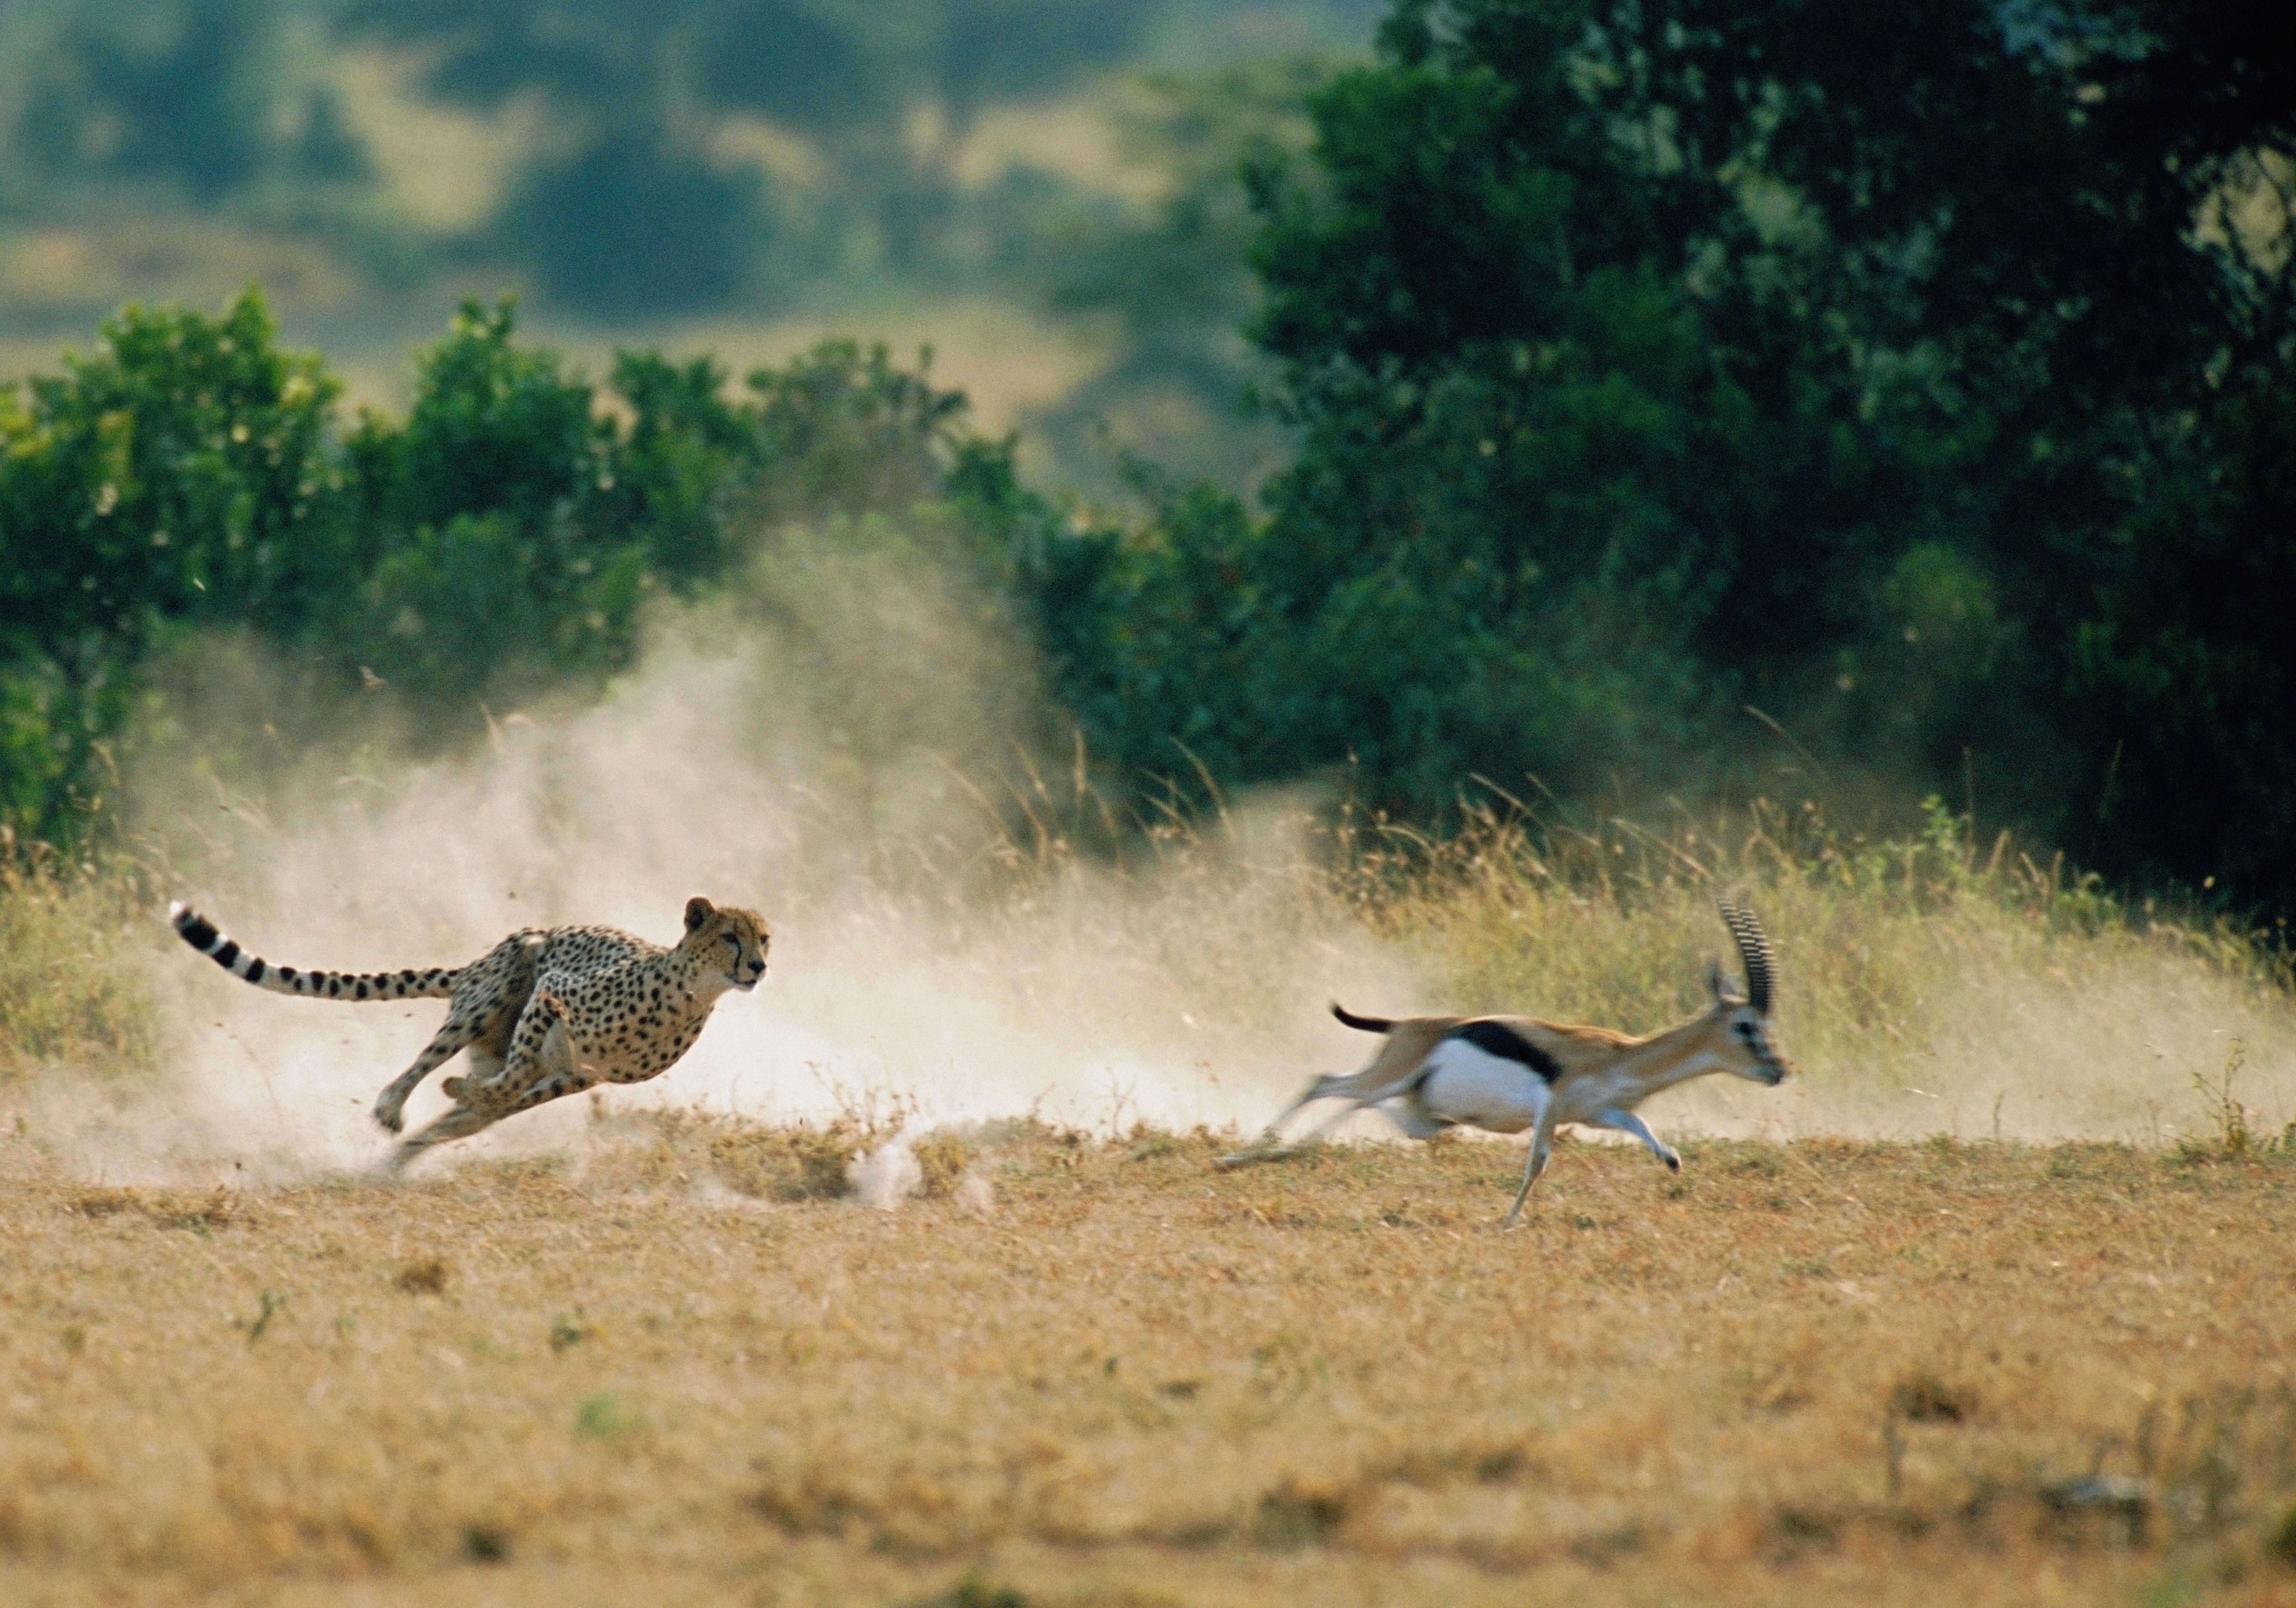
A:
[0,290,1056,847]
[1040,0,2295,906]
[2,0,2290,917]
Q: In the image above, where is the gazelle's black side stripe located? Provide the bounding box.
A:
[1448,1019,1564,1083]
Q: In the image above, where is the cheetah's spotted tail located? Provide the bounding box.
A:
[167,901,461,1002]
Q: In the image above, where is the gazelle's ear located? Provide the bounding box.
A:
[684,896,715,932]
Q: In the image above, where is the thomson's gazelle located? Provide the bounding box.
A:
[1220,897,1793,1227]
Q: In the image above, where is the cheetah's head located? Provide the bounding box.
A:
[683,896,771,991]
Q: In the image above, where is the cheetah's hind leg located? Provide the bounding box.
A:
[447,988,573,1103]
[436,1043,505,1105]
[373,1011,490,1134]
[390,991,584,1172]
[387,1099,513,1172]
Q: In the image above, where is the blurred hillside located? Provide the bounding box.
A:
[0,0,1377,490]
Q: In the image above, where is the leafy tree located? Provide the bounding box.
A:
[0,290,347,842]
[1040,0,2296,910]
[2072,368,2296,898]
[0,287,1063,845]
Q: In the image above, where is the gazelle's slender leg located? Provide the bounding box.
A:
[1501,1104,1562,1230]
[1287,1094,1381,1150]
[1591,1107,1680,1172]
[1218,1064,1433,1167]
[1217,1075,1347,1166]
[1258,1077,1339,1142]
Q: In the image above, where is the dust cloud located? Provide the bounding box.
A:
[81,566,1412,1182]
[27,540,2295,1183]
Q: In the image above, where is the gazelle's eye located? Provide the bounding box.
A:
[1734,1022,1756,1041]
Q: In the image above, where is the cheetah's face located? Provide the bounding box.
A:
[684,896,770,990]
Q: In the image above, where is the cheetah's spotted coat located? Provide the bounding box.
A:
[168,896,770,1168]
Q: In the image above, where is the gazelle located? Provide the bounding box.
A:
[1219,896,1792,1227]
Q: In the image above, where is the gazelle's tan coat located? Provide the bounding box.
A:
[1221,897,1791,1226]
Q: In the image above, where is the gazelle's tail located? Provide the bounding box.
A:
[168,901,460,1001]
[1330,1001,1394,1034]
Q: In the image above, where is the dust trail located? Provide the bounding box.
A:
[847,1137,923,1211]
[23,547,2295,1181]
[82,595,1411,1180]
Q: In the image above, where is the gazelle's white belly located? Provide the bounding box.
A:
[1410,1037,1553,1134]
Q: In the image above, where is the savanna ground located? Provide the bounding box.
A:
[4,1118,2296,1608]
[6,806,2296,1605]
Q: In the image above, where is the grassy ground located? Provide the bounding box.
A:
[2,1119,2295,1606]
[5,803,2296,1602]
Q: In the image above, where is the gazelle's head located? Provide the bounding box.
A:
[1704,895,1790,1086]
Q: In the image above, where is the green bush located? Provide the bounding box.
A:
[1036,0,2296,913]
[0,288,1063,845]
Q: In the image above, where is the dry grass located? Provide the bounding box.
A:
[0,843,165,1089]
[1333,797,2296,1142]
[6,796,2296,1602]
[4,1116,2296,1606]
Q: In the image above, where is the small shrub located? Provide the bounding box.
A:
[1889,1372,1975,1424]
[2268,1498,2296,1568]
[912,1131,972,1198]
[705,1118,870,1201]
[2179,1042,2255,1163]
[241,1290,286,1344]
[908,1576,1028,1608]
[394,1258,448,1295]
[1767,1505,1842,1560]
[69,1186,236,1231]
[573,1392,643,1442]
[1250,1475,1350,1547]
[68,1187,143,1219]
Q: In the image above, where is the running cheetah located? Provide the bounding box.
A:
[168,896,770,1169]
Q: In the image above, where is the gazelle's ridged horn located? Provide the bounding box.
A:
[1717,893,1776,1017]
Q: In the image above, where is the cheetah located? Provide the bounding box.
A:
[168,896,770,1169]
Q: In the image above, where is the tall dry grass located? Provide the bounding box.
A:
[5,788,2296,1604]
[7,785,2293,1151]
[0,832,165,1089]
[1330,794,2296,1144]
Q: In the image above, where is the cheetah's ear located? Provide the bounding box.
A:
[684,896,715,932]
